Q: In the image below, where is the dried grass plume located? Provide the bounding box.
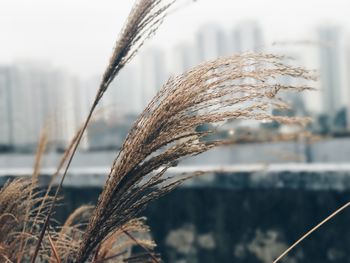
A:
[75,52,315,261]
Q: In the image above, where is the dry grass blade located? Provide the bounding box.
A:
[273,201,350,263]
[37,125,83,216]
[46,205,94,262]
[0,179,46,262]
[123,231,159,263]
[31,128,48,192]
[93,251,128,263]
[30,124,85,242]
[32,1,176,261]
[124,253,162,263]
[61,205,94,231]
[99,0,177,97]
[93,218,158,263]
[74,52,315,261]
[0,179,30,262]
[35,109,106,227]
[18,128,48,262]
[48,232,61,263]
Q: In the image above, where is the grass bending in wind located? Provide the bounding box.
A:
[18,128,49,262]
[74,52,315,262]
[31,0,177,261]
[0,1,317,262]
[273,201,350,263]
[0,179,36,261]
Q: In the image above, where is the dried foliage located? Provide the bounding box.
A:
[1,187,158,263]
[46,212,157,263]
[93,218,158,263]
[1,1,318,262]
[74,52,315,261]
[18,128,49,260]
[35,125,83,222]
[0,179,51,262]
[0,179,31,262]
[42,205,95,262]
[97,0,176,100]
[33,1,177,260]
[273,201,350,263]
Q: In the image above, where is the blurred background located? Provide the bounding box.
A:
[2,0,350,262]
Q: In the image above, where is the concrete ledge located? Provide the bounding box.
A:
[2,163,350,190]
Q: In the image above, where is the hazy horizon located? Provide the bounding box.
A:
[1,0,350,78]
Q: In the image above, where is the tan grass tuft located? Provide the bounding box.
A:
[75,52,315,261]
[0,179,43,262]
[94,218,158,263]
[98,0,176,99]
[32,2,177,260]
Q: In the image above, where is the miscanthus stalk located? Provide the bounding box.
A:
[0,179,35,262]
[74,52,315,262]
[32,0,176,261]
[98,0,176,100]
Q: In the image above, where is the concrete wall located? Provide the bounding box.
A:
[2,137,350,172]
[55,186,350,263]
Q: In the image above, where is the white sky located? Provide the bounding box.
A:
[1,0,350,78]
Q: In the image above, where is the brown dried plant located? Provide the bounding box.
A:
[18,128,49,261]
[93,217,159,263]
[0,126,53,263]
[33,1,177,261]
[98,0,176,98]
[0,126,66,263]
[273,201,350,263]
[43,209,158,263]
[0,178,52,263]
[43,205,95,262]
[73,52,315,262]
[0,179,33,262]
[1,1,316,262]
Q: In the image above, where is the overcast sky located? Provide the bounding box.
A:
[1,0,350,78]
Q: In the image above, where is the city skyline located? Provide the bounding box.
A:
[1,0,350,78]
[1,20,350,149]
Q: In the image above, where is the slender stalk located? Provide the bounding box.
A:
[93,251,127,263]
[123,230,160,263]
[75,53,315,261]
[273,201,350,263]
[18,129,48,263]
[30,100,98,263]
[32,0,177,260]
[47,232,61,263]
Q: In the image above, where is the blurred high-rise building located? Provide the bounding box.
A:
[197,24,228,62]
[107,66,142,115]
[8,63,44,148]
[233,20,264,53]
[50,69,80,148]
[229,21,265,129]
[0,61,80,150]
[279,53,308,117]
[317,26,346,120]
[0,67,13,147]
[139,48,167,109]
[269,43,320,116]
[347,38,350,128]
[172,43,198,75]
